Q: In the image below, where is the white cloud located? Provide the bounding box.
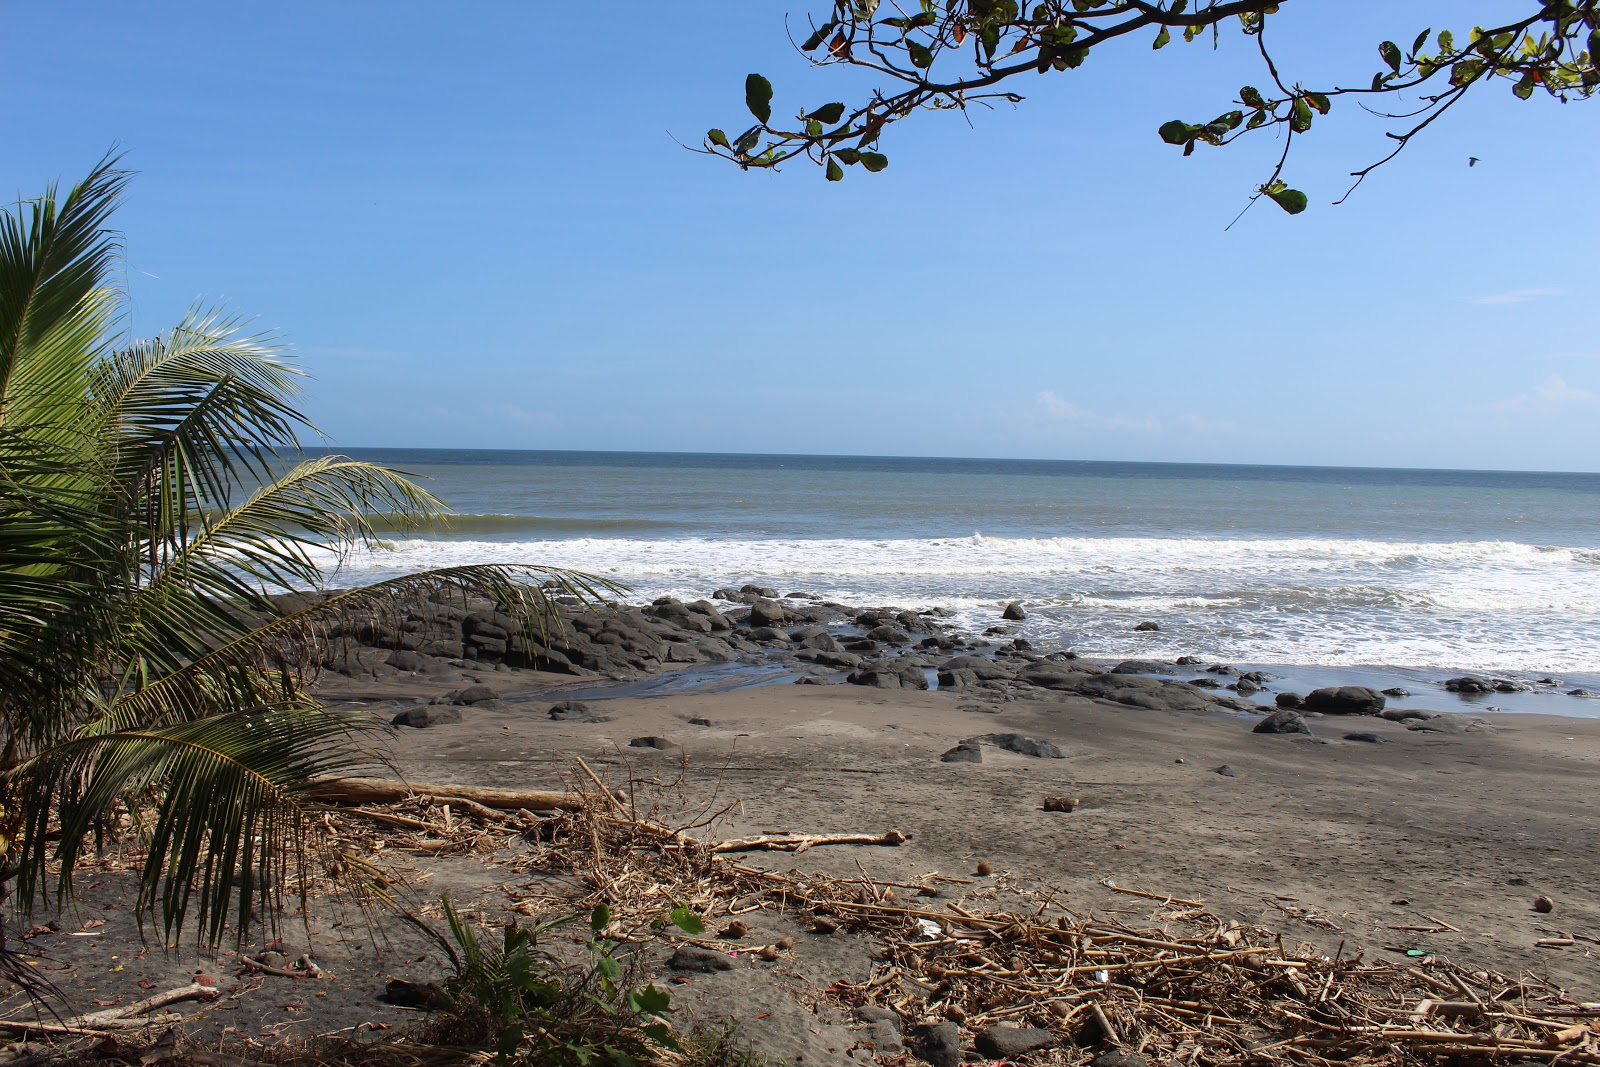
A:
[1033,392,1234,435]
[1492,374,1599,413]
[1473,287,1567,305]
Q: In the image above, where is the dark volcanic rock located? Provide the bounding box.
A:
[915,1022,962,1067]
[847,658,929,690]
[629,736,676,750]
[746,598,788,628]
[940,743,983,764]
[667,946,732,972]
[1092,1053,1151,1067]
[967,733,1065,759]
[1253,710,1311,735]
[1111,659,1182,676]
[452,684,501,706]
[1133,620,1160,631]
[974,1025,1055,1059]
[391,706,462,728]
[1343,732,1387,743]
[1302,686,1385,715]
[1275,692,1304,709]
[548,700,611,723]
[1001,601,1027,621]
[1382,687,1411,697]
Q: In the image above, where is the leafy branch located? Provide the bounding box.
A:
[702,0,1599,213]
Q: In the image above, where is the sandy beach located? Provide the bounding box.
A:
[7,596,1599,1063]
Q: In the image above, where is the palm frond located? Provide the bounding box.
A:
[102,563,625,732]
[0,154,129,428]
[8,705,383,946]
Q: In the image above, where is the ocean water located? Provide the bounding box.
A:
[308,449,1600,710]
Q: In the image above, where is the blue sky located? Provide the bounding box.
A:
[5,2,1597,471]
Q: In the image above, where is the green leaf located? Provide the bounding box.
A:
[1303,91,1331,115]
[734,127,761,155]
[807,119,823,136]
[801,22,836,51]
[1152,26,1171,49]
[834,147,862,165]
[1245,110,1267,129]
[1240,85,1266,108]
[810,102,847,124]
[745,73,773,124]
[669,907,705,935]
[1289,97,1313,132]
[908,40,933,67]
[1266,186,1309,214]
[1158,119,1192,145]
[1412,28,1431,55]
[859,151,889,172]
[630,984,673,1016]
[826,157,844,181]
[1379,40,1402,72]
[1450,58,1485,86]
[1438,29,1455,53]
[1513,73,1536,99]
[591,903,612,934]
[707,129,730,150]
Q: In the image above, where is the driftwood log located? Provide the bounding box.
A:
[0,983,219,1035]
[306,776,586,812]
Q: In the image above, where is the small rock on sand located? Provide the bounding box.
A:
[941,743,982,763]
[629,736,676,750]
[915,1022,962,1067]
[1253,710,1310,735]
[391,706,462,729]
[450,684,500,706]
[1343,732,1387,743]
[667,946,732,972]
[974,1025,1056,1058]
[966,733,1065,758]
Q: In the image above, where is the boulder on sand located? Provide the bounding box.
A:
[1253,710,1311,735]
[1302,686,1385,715]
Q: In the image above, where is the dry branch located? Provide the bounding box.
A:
[709,829,908,854]
[306,776,584,811]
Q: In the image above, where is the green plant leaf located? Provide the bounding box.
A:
[707,129,730,150]
[745,73,773,123]
[1379,40,1402,71]
[834,147,861,165]
[1152,26,1171,49]
[669,907,705,935]
[1158,119,1192,145]
[859,151,889,172]
[1289,97,1313,132]
[1240,85,1266,108]
[810,102,847,124]
[1266,186,1309,214]
[908,41,933,67]
[591,903,612,934]
[629,984,673,1016]
[826,157,844,181]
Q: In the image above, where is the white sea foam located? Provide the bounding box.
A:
[305,533,1600,674]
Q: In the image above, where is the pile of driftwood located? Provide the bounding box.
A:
[309,761,1600,1066]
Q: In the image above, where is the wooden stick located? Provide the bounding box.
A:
[0,983,220,1034]
[710,830,908,854]
[1099,881,1205,908]
[307,776,584,811]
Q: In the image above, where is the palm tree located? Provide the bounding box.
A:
[0,156,612,955]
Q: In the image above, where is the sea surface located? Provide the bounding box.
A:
[309,449,1600,715]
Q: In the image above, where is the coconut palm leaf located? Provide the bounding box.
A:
[8,704,383,946]
[102,563,625,733]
